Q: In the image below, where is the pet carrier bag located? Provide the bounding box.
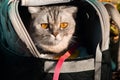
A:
[103,2,120,79]
[0,0,120,80]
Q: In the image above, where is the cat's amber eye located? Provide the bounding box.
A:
[41,23,49,29]
[60,22,68,29]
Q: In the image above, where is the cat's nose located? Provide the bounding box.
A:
[53,32,58,37]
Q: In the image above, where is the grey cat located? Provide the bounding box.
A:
[28,6,77,58]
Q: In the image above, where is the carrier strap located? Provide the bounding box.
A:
[103,2,120,70]
[87,0,110,80]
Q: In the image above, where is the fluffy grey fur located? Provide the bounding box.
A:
[28,6,77,57]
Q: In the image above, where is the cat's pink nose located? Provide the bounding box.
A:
[53,32,58,37]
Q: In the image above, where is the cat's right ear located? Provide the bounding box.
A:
[28,7,46,19]
[28,7,40,19]
[28,7,40,14]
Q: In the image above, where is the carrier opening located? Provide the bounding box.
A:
[17,0,102,59]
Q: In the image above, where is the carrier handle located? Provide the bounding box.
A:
[103,2,120,70]
[21,0,73,6]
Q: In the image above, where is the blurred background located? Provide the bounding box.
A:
[99,0,120,12]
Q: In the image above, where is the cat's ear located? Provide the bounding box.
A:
[28,7,40,19]
[28,6,46,19]
[63,6,78,18]
[28,7,40,14]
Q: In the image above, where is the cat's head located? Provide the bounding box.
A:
[28,6,77,53]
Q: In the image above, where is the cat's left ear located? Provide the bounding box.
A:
[64,6,78,18]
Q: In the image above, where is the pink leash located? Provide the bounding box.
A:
[53,51,71,80]
[53,44,78,80]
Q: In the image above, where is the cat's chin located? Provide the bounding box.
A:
[39,41,69,53]
[41,45,67,53]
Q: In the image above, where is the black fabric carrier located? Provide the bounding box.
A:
[0,0,120,80]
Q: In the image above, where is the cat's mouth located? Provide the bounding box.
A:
[35,39,62,46]
[52,40,62,45]
[46,39,62,45]
[46,35,63,45]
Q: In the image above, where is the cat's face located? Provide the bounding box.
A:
[28,6,77,53]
